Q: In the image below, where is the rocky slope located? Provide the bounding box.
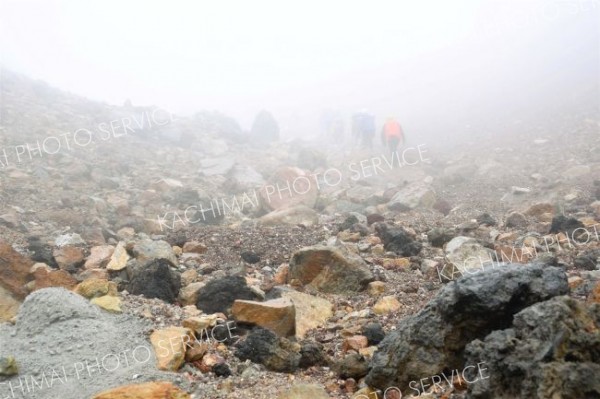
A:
[0,69,599,399]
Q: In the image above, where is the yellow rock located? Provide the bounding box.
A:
[0,285,21,322]
[75,278,117,299]
[367,281,386,296]
[383,258,410,270]
[579,217,598,228]
[232,298,296,337]
[373,295,401,315]
[280,290,333,338]
[91,381,190,399]
[91,295,122,313]
[106,242,129,271]
[150,327,193,371]
[182,314,221,334]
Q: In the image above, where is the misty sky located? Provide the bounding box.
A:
[1,0,598,136]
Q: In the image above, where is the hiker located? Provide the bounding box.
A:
[352,110,376,149]
[381,117,404,153]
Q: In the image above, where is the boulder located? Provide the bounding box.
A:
[549,215,585,235]
[374,223,422,256]
[373,296,401,315]
[31,267,78,291]
[0,285,21,322]
[150,327,193,371]
[178,282,204,306]
[445,236,497,274]
[196,275,259,314]
[278,289,333,338]
[53,245,85,272]
[182,241,207,254]
[84,245,115,269]
[232,298,296,337]
[127,259,181,303]
[387,184,436,211]
[524,203,555,219]
[131,237,177,265]
[235,327,301,372]
[464,296,600,398]
[505,212,528,228]
[75,278,118,299]
[427,227,455,248]
[335,353,370,379]
[0,240,33,297]
[288,246,374,293]
[365,264,569,391]
[106,241,130,271]
[91,295,122,313]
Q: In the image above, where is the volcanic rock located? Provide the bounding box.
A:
[196,275,259,314]
[365,264,569,391]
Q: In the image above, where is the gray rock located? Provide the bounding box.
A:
[54,233,86,248]
[427,227,455,248]
[0,288,177,399]
[365,264,569,391]
[445,236,497,274]
[387,184,436,211]
[464,296,600,398]
[131,237,177,265]
[334,353,370,379]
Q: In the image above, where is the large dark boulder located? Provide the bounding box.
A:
[374,223,422,256]
[196,275,259,314]
[549,215,584,235]
[464,296,600,398]
[127,259,181,303]
[234,327,300,372]
[365,263,569,391]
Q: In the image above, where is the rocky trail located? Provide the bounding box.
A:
[0,69,599,399]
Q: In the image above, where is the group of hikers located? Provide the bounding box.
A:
[321,109,405,153]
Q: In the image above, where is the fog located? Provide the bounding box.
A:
[1,0,598,141]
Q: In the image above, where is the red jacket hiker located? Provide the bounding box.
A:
[381,118,404,151]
